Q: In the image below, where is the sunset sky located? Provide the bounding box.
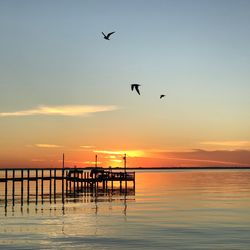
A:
[0,0,250,168]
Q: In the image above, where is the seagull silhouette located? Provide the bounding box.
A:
[131,84,141,95]
[160,95,166,99]
[102,31,115,40]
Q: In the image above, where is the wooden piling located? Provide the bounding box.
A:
[62,169,64,203]
[65,170,68,195]
[27,169,30,204]
[81,171,83,190]
[12,169,15,206]
[73,170,76,197]
[54,169,56,202]
[41,169,44,204]
[5,170,8,207]
[35,169,38,205]
[84,172,86,189]
[77,171,79,192]
[21,169,24,206]
[49,169,52,203]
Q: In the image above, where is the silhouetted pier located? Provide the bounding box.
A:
[0,168,135,207]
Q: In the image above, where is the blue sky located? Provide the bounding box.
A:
[0,0,250,167]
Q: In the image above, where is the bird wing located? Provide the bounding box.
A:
[131,85,134,91]
[102,32,106,37]
[107,31,115,38]
[135,85,141,95]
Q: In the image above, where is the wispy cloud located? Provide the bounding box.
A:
[35,144,62,148]
[158,149,250,167]
[80,145,96,149]
[94,150,145,157]
[31,159,46,162]
[0,105,118,117]
[201,141,250,147]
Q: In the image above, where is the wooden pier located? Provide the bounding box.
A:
[0,168,135,207]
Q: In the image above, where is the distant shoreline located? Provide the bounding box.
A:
[1,166,250,170]
[107,166,250,170]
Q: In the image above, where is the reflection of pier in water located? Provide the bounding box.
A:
[0,168,135,209]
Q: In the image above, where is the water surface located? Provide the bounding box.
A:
[1,170,250,249]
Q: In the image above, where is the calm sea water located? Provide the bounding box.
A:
[1,170,250,249]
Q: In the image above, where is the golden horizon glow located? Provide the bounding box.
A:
[93,150,145,158]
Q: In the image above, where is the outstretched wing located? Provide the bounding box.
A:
[102,32,106,37]
[135,85,141,95]
[131,84,134,91]
[107,31,115,38]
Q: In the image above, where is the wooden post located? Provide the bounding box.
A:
[81,171,83,190]
[62,168,64,203]
[21,169,24,206]
[84,172,86,189]
[120,173,122,192]
[77,170,79,192]
[54,169,56,203]
[35,169,38,205]
[69,172,72,193]
[5,170,8,208]
[124,154,127,190]
[133,172,135,191]
[73,169,76,197]
[12,169,15,206]
[27,169,30,204]
[49,169,52,203]
[66,170,68,195]
[41,169,44,204]
[87,172,89,189]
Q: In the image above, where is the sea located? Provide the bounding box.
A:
[1,169,250,249]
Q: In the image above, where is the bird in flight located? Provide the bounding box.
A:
[131,84,141,95]
[160,94,166,99]
[102,31,115,40]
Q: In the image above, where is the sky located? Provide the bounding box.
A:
[0,0,250,168]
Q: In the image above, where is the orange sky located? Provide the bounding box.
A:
[1,145,250,168]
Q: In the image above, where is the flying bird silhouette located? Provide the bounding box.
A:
[131,84,141,95]
[160,95,166,99]
[102,31,115,40]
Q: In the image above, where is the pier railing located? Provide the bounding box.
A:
[0,168,135,207]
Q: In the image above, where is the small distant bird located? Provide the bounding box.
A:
[131,84,141,95]
[102,31,115,40]
[160,95,166,99]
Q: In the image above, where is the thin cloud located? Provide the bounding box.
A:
[200,141,250,147]
[163,156,250,166]
[80,145,96,149]
[31,159,45,162]
[0,105,118,117]
[35,144,62,148]
[94,150,145,157]
[110,159,122,163]
[159,149,250,166]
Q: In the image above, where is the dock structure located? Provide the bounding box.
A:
[0,168,135,207]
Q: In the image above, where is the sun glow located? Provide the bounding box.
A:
[93,150,145,158]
